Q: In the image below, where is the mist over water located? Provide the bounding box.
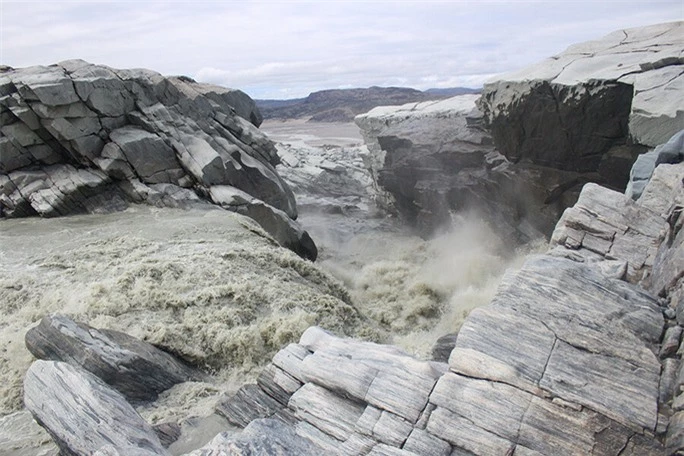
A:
[266,120,544,358]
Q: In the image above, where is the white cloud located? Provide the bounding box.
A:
[1,0,681,98]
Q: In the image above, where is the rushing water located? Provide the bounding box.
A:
[263,120,542,357]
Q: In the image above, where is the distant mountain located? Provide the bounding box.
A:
[255,86,481,122]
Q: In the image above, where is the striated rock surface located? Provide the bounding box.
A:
[0,410,59,456]
[478,21,683,174]
[25,314,204,403]
[23,360,168,456]
[187,419,323,455]
[0,60,316,259]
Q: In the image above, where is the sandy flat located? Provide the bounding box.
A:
[260,119,363,147]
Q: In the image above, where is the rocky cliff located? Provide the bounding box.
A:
[478,21,683,177]
[0,60,316,259]
[355,21,683,240]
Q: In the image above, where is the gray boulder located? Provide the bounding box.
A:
[626,129,684,200]
[0,61,314,259]
[23,360,168,456]
[0,410,59,456]
[210,185,317,260]
[25,314,203,403]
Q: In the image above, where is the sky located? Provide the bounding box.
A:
[1,1,682,99]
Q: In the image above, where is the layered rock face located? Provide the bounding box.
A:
[478,21,683,176]
[355,22,683,240]
[0,60,315,259]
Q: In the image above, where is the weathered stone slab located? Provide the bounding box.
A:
[403,428,451,456]
[0,410,59,456]
[293,420,342,454]
[551,183,667,282]
[288,382,365,441]
[299,327,440,423]
[257,363,303,406]
[449,304,555,395]
[300,349,378,401]
[367,444,419,456]
[272,343,312,383]
[25,314,201,402]
[430,372,532,442]
[23,360,167,456]
[540,339,659,432]
[450,254,663,434]
[426,406,515,455]
[339,432,376,455]
[215,383,283,427]
[517,396,651,455]
[371,410,413,447]
[109,127,183,184]
[187,418,322,456]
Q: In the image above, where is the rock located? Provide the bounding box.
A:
[25,314,202,402]
[257,363,303,406]
[0,410,59,456]
[186,418,322,456]
[637,161,684,218]
[152,422,182,449]
[479,23,683,175]
[354,94,587,240]
[431,333,458,363]
[298,326,443,423]
[215,384,283,427]
[23,360,168,456]
[550,182,668,282]
[661,326,684,359]
[450,254,663,433]
[288,382,365,442]
[209,185,317,260]
[627,130,684,201]
[402,428,451,456]
[0,60,313,258]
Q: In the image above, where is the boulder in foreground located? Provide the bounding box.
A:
[23,360,168,456]
[25,314,204,403]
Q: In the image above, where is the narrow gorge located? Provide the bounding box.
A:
[0,21,683,456]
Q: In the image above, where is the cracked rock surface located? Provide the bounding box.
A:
[478,21,683,170]
[0,60,316,259]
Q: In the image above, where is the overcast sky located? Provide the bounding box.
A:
[1,1,681,99]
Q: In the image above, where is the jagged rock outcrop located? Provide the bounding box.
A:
[0,60,316,260]
[24,360,168,456]
[25,314,204,403]
[355,95,580,239]
[355,22,683,240]
[478,21,683,174]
